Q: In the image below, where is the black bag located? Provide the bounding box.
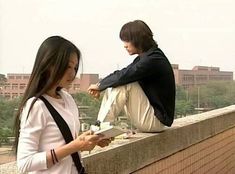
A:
[39,96,86,174]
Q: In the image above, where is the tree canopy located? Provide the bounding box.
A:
[0,81,235,137]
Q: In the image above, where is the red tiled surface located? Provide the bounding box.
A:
[133,127,235,174]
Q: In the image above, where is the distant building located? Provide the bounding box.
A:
[0,73,99,99]
[0,65,233,99]
[173,64,233,89]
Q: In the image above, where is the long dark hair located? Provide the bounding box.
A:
[119,20,158,52]
[13,36,81,152]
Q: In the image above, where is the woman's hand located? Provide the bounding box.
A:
[73,130,103,151]
[97,138,112,148]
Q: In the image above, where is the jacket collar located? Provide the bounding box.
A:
[139,46,159,57]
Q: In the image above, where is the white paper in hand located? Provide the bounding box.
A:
[94,125,126,139]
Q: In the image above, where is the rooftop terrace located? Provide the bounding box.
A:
[1,105,235,174]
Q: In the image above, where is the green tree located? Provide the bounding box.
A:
[175,100,195,117]
[72,92,102,125]
[176,85,187,101]
[0,74,6,86]
[188,81,235,109]
[175,85,195,117]
[0,97,20,137]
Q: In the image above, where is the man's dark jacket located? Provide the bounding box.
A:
[98,46,176,127]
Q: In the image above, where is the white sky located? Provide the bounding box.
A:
[0,0,235,78]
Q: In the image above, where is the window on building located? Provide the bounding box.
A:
[183,75,194,82]
[8,76,15,79]
[23,75,30,79]
[4,93,11,99]
[4,83,10,90]
[12,93,18,98]
[195,75,207,82]
[19,83,26,89]
[16,76,22,79]
[182,84,190,89]
[12,83,18,90]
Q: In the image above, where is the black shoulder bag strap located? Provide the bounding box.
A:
[39,96,85,174]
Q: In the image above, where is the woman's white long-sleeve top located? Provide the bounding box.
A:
[17,90,80,174]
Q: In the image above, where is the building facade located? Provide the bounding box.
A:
[0,66,233,99]
[173,64,233,89]
[0,73,99,99]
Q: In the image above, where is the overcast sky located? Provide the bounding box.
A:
[0,0,234,78]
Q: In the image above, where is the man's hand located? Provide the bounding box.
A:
[88,83,100,99]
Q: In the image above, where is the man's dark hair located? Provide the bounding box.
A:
[119,20,158,52]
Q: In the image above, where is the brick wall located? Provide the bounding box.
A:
[133,127,235,174]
